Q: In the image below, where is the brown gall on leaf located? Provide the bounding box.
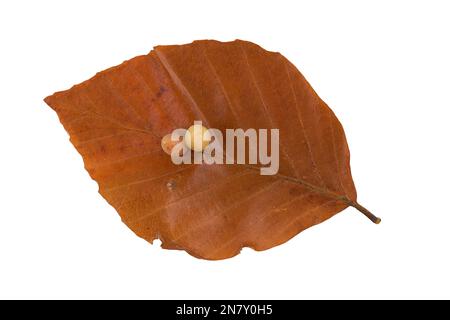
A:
[161,133,179,155]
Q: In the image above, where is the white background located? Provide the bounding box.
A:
[1,0,449,299]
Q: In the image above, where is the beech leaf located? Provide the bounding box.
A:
[44,40,379,260]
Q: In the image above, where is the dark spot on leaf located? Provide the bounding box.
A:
[289,187,301,196]
[156,85,166,98]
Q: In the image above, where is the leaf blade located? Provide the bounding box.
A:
[44,39,376,260]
